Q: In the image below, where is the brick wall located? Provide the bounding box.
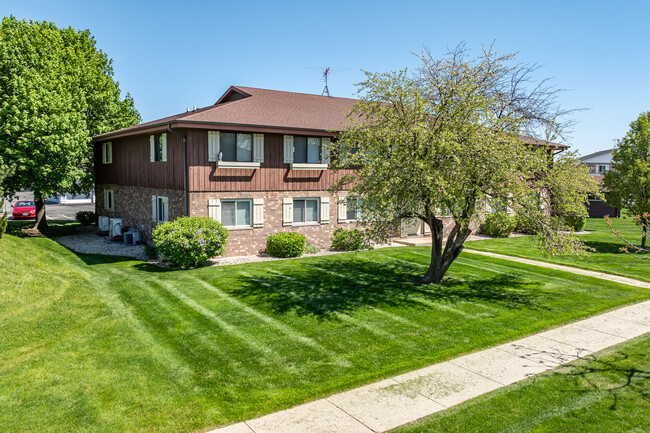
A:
[190,190,362,256]
[95,183,184,243]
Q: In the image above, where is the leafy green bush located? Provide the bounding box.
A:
[331,228,370,251]
[0,213,7,240]
[514,214,538,234]
[304,243,322,254]
[481,213,516,238]
[266,232,305,258]
[144,245,158,261]
[152,217,228,268]
[564,215,587,231]
[75,210,95,226]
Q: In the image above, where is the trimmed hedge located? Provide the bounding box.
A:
[75,210,96,226]
[266,232,305,258]
[152,217,228,268]
[331,228,370,251]
[481,213,516,238]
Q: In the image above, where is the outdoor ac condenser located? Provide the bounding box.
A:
[98,216,110,232]
[123,229,140,246]
[109,218,122,238]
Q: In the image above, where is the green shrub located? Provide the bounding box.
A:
[144,245,158,261]
[564,215,587,231]
[75,210,95,226]
[514,214,538,234]
[331,228,370,251]
[481,213,516,238]
[266,232,305,258]
[0,213,7,240]
[304,243,322,254]
[152,217,228,268]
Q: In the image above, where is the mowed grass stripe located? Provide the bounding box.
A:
[357,256,484,318]
[179,276,343,362]
[241,271,394,338]
[154,279,291,368]
[295,265,420,327]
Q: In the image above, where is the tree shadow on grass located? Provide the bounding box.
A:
[228,256,543,319]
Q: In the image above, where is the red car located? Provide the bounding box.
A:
[12,200,36,219]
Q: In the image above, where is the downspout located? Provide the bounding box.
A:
[167,124,189,217]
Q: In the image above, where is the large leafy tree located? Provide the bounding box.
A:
[331,45,599,283]
[603,111,650,247]
[0,16,140,230]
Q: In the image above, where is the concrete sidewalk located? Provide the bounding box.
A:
[464,249,650,289]
[210,301,650,433]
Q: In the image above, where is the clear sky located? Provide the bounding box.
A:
[2,0,649,155]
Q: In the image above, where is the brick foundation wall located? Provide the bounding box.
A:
[190,190,364,256]
[95,183,184,243]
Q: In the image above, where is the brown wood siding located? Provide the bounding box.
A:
[94,133,184,190]
[186,130,354,192]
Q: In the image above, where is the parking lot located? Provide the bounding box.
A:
[3,191,95,221]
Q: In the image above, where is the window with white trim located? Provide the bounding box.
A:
[293,198,319,223]
[221,199,252,227]
[596,164,609,173]
[104,189,114,211]
[150,133,167,162]
[346,197,362,221]
[102,142,112,164]
[293,136,321,164]
[152,195,168,223]
[221,132,253,162]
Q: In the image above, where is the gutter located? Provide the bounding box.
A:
[166,124,189,217]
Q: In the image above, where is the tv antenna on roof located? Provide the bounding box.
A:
[322,66,331,96]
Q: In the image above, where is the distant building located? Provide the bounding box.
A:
[579,149,620,218]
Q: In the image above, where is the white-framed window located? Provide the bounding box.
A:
[104,189,114,211]
[293,136,322,164]
[102,142,112,164]
[221,199,252,227]
[346,197,362,221]
[283,135,331,166]
[208,131,264,165]
[596,164,609,173]
[293,198,319,224]
[152,195,168,223]
[149,133,167,162]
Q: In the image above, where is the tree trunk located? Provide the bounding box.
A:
[421,219,472,284]
[32,192,48,232]
[642,224,647,249]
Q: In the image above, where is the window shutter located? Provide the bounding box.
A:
[253,134,264,163]
[107,142,112,164]
[320,196,330,224]
[338,199,347,223]
[282,197,293,226]
[150,135,155,162]
[161,133,168,162]
[162,196,169,221]
[208,131,220,162]
[321,137,331,165]
[208,199,221,222]
[152,195,157,221]
[283,135,294,164]
[423,221,431,235]
[253,198,264,227]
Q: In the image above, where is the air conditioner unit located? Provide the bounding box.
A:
[109,218,122,238]
[123,229,140,246]
[98,216,110,232]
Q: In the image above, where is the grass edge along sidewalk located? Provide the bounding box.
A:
[209,300,650,433]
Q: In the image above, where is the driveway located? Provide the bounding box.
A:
[2,191,95,221]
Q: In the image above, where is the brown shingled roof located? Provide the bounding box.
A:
[94,86,358,140]
[93,85,567,150]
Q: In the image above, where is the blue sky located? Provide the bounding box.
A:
[2,0,649,155]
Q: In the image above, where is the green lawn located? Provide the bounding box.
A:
[1,226,648,432]
[465,217,650,282]
[392,333,650,433]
